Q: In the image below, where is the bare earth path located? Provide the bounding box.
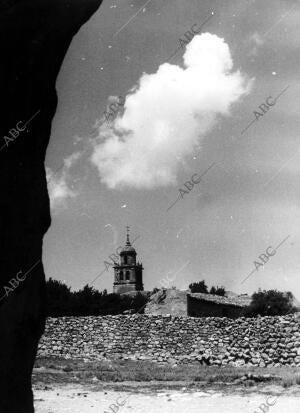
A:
[34,384,300,413]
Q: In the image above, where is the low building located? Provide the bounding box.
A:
[144,288,251,318]
[187,292,251,318]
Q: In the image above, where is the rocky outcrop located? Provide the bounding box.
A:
[0,1,102,412]
[145,289,188,316]
[38,314,300,367]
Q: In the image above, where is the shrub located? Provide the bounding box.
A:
[189,280,208,294]
[210,286,226,296]
[246,290,297,317]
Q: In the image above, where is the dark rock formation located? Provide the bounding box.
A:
[0,0,103,411]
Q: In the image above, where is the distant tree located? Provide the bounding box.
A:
[189,280,208,294]
[246,289,297,317]
[130,293,148,313]
[45,277,150,317]
[72,284,103,316]
[210,286,216,295]
[46,277,72,317]
[46,275,151,317]
[210,286,226,296]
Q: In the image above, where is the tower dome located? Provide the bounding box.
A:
[120,231,137,255]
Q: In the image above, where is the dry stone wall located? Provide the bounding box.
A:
[38,314,300,367]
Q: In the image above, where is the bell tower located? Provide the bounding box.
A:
[113,227,144,294]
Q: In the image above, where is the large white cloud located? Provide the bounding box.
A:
[91,33,252,189]
[47,152,81,211]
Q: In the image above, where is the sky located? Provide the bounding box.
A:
[44,0,300,300]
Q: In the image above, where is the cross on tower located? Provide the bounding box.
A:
[126,226,130,244]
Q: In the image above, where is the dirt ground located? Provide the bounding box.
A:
[33,358,300,412]
[34,383,300,413]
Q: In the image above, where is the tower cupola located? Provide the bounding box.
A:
[113,226,144,294]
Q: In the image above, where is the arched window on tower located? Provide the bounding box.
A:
[124,255,128,264]
[125,271,130,281]
[119,271,123,281]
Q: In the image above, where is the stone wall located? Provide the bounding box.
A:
[37,314,300,367]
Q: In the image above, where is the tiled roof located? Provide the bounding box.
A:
[188,292,251,307]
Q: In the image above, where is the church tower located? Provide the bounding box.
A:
[113,227,144,294]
